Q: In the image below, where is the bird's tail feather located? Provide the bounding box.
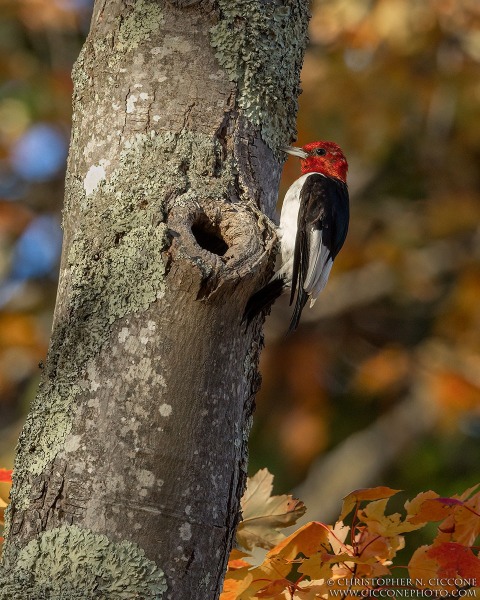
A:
[288,287,309,333]
[243,277,286,326]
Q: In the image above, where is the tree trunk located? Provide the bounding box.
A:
[0,1,309,598]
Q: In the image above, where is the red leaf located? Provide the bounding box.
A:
[0,469,12,483]
[435,498,464,507]
[427,542,480,580]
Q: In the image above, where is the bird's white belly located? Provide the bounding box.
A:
[278,173,315,264]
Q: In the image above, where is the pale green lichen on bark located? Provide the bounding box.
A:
[73,0,164,74]
[210,0,310,152]
[0,525,167,599]
[7,131,233,515]
[116,0,164,52]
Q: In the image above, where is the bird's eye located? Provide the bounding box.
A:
[314,148,327,156]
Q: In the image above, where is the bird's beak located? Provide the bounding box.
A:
[281,146,308,159]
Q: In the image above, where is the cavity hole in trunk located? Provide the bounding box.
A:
[191,216,228,257]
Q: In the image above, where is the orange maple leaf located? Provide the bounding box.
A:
[220,572,253,600]
[406,488,480,545]
[298,551,336,581]
[409,545,443,590]
[227,549,252,570]
[436,489,480,546]
[254,578,293,598]
[233,556,292,600]
[222,547,293,600]
[408,497,461,525]
[222,522,333,600]
[290,579,332,600]
[268,521,331,562]
[405,490,440,522]
[360,498,423,536]
[356,528,403,562]
[339,487,401,521]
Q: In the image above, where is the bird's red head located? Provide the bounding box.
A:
[284,141,348,183]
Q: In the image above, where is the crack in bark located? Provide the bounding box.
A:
[145,88,156,132]
[181,102,196,131]
[168,0,204,7]
[118,503,228,530]
[184,549,196,573]
[121,86,130,137]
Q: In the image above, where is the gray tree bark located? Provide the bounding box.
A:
[0,1,309,598]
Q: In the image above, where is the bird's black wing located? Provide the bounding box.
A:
[242,276,287,327]
[289,174,349,332]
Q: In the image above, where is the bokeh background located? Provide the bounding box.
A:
[0,0,479,545]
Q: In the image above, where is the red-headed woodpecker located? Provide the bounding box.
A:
[244,141,349,332]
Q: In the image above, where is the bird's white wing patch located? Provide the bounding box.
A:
[303,228,323,290]
[303,228,333,304]
[278,173,314,266]
[309,258,333,307]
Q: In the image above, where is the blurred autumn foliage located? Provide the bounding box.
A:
[0,0,479,548]
[0,468,12,548]
[0,0,91,465]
